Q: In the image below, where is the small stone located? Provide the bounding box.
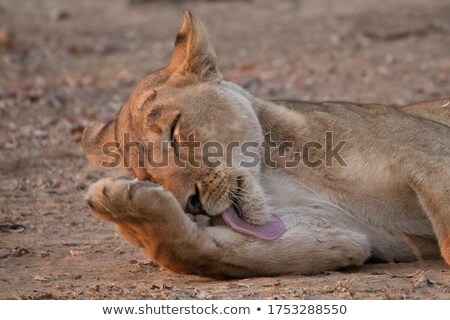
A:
[33,129,49,138]
[50,9,70,22]
[196,290,212,299]
[39,251,49,257]
[0,248,10,259]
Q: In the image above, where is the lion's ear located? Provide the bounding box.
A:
[167,11,221,82]
[82,121,120,166]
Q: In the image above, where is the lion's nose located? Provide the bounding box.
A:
[185,185,206,215]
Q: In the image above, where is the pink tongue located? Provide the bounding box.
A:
[218,206,285,240]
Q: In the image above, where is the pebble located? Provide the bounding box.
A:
[0,248,10,259]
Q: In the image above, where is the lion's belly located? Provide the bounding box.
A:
[328,186,435,236]
[262,168,435,237]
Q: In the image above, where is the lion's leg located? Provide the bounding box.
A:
[85,176,222,276]
[85,177,371,278]
[407,164,450,265]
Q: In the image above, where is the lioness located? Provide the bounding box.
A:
[83,11,450,278]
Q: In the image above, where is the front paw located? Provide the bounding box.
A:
[85,176,179,222]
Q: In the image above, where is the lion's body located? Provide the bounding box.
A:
[83,12,450,278]
[264,98,449,237]
[258,98,450,263]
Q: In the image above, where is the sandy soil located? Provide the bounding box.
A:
[1,0,449,299]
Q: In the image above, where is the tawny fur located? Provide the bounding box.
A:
[82,11,450,278]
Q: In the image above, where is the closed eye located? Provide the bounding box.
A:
[170,114,180,156]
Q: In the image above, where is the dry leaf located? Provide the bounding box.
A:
[0,27,14,48]
[69,250,85,256]
[34,275,49,282]
[13,247,30,257]
[0,222,25,233]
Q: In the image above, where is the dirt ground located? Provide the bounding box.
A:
[1,0,449,300]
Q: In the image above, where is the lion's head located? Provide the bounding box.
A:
[82,11,271,228]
